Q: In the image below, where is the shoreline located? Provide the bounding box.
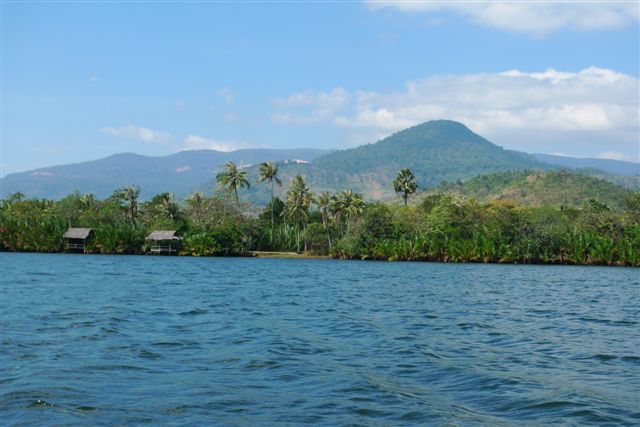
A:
[0,249,635,267]
[249,251,331,260]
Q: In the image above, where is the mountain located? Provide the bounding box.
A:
[0,149,329,200]
[3,120,631,203]
[426,170,632,212]
[533,153,639,176]
[238,120,550,202]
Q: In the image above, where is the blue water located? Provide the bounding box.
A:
[1,253,639,426]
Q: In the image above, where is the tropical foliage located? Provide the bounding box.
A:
[431,170,633,211]
[258,161,282,224]
[393,169,418,205]
[216,162,250,200]
[2,168,639,266]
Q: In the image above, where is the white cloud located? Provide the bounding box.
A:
[31,145,63,154]
[31,171,54,176]
[273,67,639,157]
[218,88,235,104]
[597,151,640,162]
[101,125,172,143]
[318,67,637,133]
[273,87,350,124]
[365,1,639,36]
[550,152,575,158]
[175,166,191,173]
[183,135,247,152]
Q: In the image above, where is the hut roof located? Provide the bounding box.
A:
[146,230,182,241]
[63,227,93,239]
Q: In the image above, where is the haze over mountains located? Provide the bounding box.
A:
[1,149,328,200]
[2,120,638,202]
[531,153,639,176]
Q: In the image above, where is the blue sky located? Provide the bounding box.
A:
[2,1,639,176]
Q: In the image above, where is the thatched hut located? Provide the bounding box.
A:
[63,227,94,253]
[146,230,182,255]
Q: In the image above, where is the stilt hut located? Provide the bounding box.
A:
[63,227,94,253]
[146,230,182,255]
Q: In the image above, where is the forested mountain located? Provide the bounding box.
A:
[428,170,632,211]
[315,120,545,180]
[533,153,639,176]
[235,120,551,203]
[2,120,636,203]
[0,149,328,200]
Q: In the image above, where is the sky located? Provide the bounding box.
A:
[2,1,639,176]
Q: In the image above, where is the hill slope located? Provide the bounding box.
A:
[238,120,550,202]
[313,120,547,188]
[533,153,639,176]
[5,120,630,203]
[429,170,632,211]
[0,148,328,200]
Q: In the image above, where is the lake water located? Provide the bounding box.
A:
[1,253,639,426]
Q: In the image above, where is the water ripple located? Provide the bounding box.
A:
[1,253,638,426]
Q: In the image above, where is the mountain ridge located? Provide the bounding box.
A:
[1,148,329,200]
[532,153,639,176]
[2,120,637,201]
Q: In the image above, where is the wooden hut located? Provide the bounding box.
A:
[63,227,94,253]
[146,230,182,255]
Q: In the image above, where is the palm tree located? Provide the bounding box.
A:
[186,192,207,224]
[79,193,96,211]
[258,161,282,225]
[317,191,332,249]
[157,193,178,220]
[393,169,418,206]
[115,185,140,226]
[284,175,314,251]
[216,162,250,201]
[331,189,365,235]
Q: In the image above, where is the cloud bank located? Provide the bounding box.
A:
[101,125,172,143]
[183,135,248,152]
[273,67,639,158]
[272,87,350,124]
[365,1,640,35]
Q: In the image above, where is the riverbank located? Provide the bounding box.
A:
[3,188,639,267]
[249,251,331,260]
[1,249,636,266]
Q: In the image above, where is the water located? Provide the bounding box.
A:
[1,253,639,426]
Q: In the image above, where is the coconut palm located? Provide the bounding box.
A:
[157,193,178,220]
[79,193,97,211]
[317,191,332,249]
[216,162,250,201]
[114,185,140,226]
[258,161,282,224]
[330,189,365,235]
[284,175,314,251]
[393,168,418,206]
[186,191,207,224]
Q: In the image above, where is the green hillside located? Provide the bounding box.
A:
[5,120,635,205]
[428,170,632,211]
[237,120,550,202]
[311,120,547,187]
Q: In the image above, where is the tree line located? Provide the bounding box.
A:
[1,161,639,266]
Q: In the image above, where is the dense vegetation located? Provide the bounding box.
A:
[2,166,639,266]
[429,170,633,212]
